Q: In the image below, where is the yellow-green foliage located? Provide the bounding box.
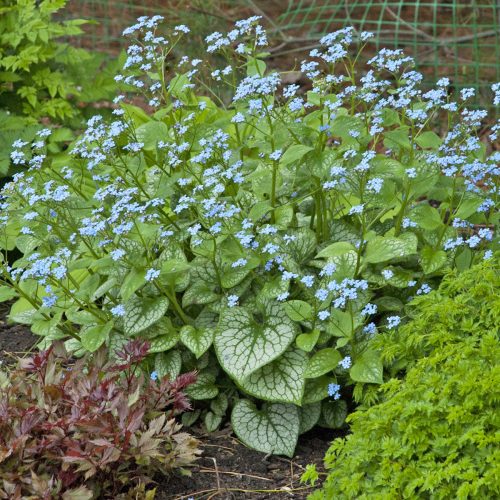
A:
[308,260,500,499]
[0,0,91,120]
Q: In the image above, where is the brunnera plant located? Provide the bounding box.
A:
[0,16,498,455]
[0,339,199,499]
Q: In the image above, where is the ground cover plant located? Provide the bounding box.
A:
[305,260,500,499]
[0,15,498,456]
[0,338,199,498]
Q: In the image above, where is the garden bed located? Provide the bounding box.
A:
[160,426,336,499]
[0,302,337,499]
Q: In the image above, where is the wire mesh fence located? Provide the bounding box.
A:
[61,0,500,108]
[272,0,500,106]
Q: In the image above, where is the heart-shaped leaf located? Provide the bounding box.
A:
[298,402,322,434]
[124,296,169,335]
[239,348,307,404]
[296,329,320,352]
[283,300,313,321]
[364,233,418,263]
[180,325,213,358]
[350,350,383,384]
[215,302,298,380]
[232,399,300,457]
[304,348,342,378]
[154,350,181,379]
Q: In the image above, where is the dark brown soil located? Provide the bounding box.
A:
[0,303,338,499]
[0,301,36,366]
[158,425,338,499]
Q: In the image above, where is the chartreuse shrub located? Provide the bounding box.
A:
[0,16,498,455]
[305,260,500,499]
[0,0,109,120]
[0,339,200,499]
[0,0,120,175]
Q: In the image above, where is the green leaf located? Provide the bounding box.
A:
[302,376,331,404]
[298,402,322,434]
[204,411,223,432]
[182,281,219,307]
[296,329,320,352]
[364,233,418,263]
[239,348,307,404]
[154,350,181,379]
[231,400,300,457]
[120,267,146,301]
[285,227,317,264]
[328,251,358,281]
[384,127,411,151]
[325,309,352,338]
[374,296,404,312]
[454,197,483,219]
[31,316,63,340]
[280,144,314,166]
[148,331,179,353]
[410,205,443,231]
[210,393,229,416]
[320,400,347,428]
[124,296,169,336]
[215,302,298,380]
[180,325,213,358]
[160,258,190,281]
[415,131,441,149]
[304,348,342,378]
[283,300,313,322]
[187,372,219,400]
[135,120,168,150]
[420,246,448,274]
[8,297,37,324]
[350,350,383,384]
[80,321,113,352]
[182,409,201,427]
[275,205,294,229]
[249,200,272,222]
[0,286,17,302]
[316,241,356,259]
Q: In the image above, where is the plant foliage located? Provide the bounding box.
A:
[0,339,200,499]
[0,0,84,119]
[306,260,500,499]
[0,16,498,454]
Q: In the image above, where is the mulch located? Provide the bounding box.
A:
[0,301,339,499]
[158,426,338,499]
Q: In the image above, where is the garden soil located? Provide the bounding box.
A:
[0,301,37,365]
[0,302,339,499]
[158,426,337,499]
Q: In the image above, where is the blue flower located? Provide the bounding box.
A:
[338,356,352,369]
[145,268,160,282]
[382,269,394,280]
[327,383,341,399]
[349,204,364,216]
[361,303,377,316]
[227,295,239,307]
[387,315,401,329]
[318,310,330,321]
[111,304,126,317]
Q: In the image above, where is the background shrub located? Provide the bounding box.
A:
[0,339,200,499]
[0,0,119,176]
[306,260,500,499]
